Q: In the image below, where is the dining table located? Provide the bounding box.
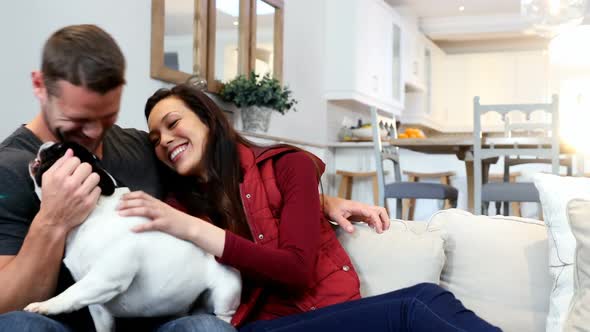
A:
[388,135,582,212]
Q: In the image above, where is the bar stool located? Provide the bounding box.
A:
[403,171,456,220]
[336,170,380,205]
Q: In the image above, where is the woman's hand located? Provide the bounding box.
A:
[322,195,390,234]
[117,191,199,242]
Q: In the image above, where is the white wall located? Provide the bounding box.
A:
[269,0,327,143]
[0,0,169,140]
[428,49,552,132]
[0,0,327,145]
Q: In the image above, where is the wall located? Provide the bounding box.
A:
[271,0,327,144]
[0,0,167,140]
[0,0,328,146]
[402,49,552,133]
[433,49,551,132]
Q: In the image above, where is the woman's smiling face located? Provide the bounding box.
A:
[147,96,209,177]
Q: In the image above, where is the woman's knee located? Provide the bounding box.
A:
[0,311,70,332]
[410,283,449,301]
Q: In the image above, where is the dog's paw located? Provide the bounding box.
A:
[24,301,60,315]
[216,313,234,324]
[24,302,49,315]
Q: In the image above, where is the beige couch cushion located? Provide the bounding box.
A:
[564,199,590,332]
[337,220,446,297]
[427,209,551,332]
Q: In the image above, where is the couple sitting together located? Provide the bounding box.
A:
[0,24,500,332]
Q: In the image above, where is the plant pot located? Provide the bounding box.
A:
[241,106,272,133]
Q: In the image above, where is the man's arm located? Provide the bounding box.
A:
[321,194,390,233]
[0,218,68,312]
[0,150,101,313]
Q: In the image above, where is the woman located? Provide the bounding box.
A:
[117,84,500,332]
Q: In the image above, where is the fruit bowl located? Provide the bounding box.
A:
[350,126,388,140]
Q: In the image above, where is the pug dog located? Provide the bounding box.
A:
[24,141,241,332]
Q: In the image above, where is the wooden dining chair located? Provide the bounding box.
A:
[473,95,561,215]
[402,170,456,220]
[370,107,458,219]
[488,172,522,216]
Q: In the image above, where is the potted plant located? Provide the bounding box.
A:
[219,71,297,132]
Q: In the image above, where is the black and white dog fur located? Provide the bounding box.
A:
[24,141,241,332]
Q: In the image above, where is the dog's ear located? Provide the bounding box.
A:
[94,167,116,196]
[32,142,117,196]
[33,142,68,188]
[64,142,116,196]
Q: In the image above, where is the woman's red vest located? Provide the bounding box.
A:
[231,145,361,326]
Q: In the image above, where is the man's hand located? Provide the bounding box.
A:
[37,149,101,232]
[322,195,390,234]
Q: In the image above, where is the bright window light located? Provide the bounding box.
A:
[216,0,240,17]
[549,25,590,68]
[549,0,561,16]
[550,26,590,153]
[557,79,590,154]
[217,0,274,17]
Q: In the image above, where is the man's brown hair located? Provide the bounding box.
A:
[41,24,126,96]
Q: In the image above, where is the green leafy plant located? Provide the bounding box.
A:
[219,72,297,115]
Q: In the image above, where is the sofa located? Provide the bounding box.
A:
[336,209,552,332]
[336,172,590,332]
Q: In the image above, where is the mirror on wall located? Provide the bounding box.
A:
[206,0,248,92]
[164,0,195,74]
[151,0,284,90]
[151,0,208,85]
[212,0,241,83]
[251,0,283,80]
[254,0,275,77]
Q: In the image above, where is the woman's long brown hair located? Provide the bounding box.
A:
[145,84,253,239]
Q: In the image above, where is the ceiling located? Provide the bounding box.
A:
[385,0,555,52]
[385,0,520,18]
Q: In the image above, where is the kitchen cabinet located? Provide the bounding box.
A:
[401,35,442,128]
[324,0,404,114]
[404,28,427,92]
[435,50,550,132]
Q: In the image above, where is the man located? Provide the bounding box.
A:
[0,24,389,332]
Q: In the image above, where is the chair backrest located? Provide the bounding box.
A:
[370,107,402,207]
[504,118,552,138]
[502,114,572,178]
[472,95,560,213]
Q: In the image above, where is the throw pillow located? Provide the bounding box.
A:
[336,220,446,297]
[564,199,590,332]
[428,209,551,332]
[533,173,590,332]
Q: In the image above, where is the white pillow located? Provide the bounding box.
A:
[427,209,551,332]
[533,173,590,332]
[337,220,446,297]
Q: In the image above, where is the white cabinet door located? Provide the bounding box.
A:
[430,43,448,125]
[402,19,426,91]
[356,0,382,100]
[363,0,399,102]
[324,0,403,114]
[388,8,404,104]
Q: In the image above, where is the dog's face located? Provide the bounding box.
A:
[29,141,117,198]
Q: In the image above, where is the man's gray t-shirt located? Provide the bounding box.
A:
[0,125,164,330]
